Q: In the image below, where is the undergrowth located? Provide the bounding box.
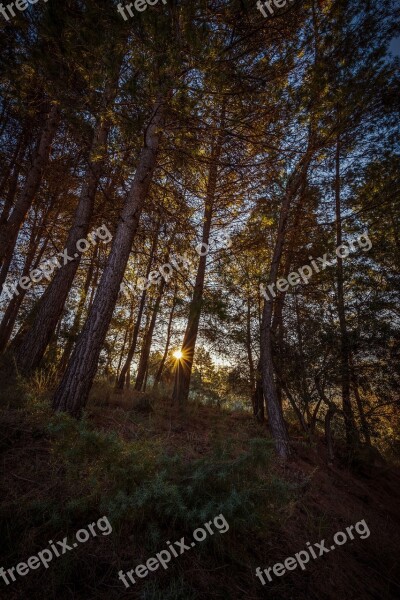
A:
[45,413,291,546]
[0,407,293,599]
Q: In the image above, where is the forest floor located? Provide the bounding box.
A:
[0,384,399,600]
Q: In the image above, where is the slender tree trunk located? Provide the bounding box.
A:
[260,145,315,459]
[315,375,339,463]
[334,134,359,449]
[0,138,30,291]
[388,202,400,268]
[104,329,119,381]
[325,406,337,465]
[116,329,129,380]
[260,197,292,458]
[143,365,149,391]
[0,128,28,221]
[252,360,265,422]
[52,97,165,416]
[270,179,308,416]
[252,292,265,422]
[58,244,99,372]
[87,247,101,312]
[349,352,371,446]
[126,364,131,389]
[116,301,135,381]
[0,103,61,283]
[270,178,307,336]
[0,213,53,352]
[172,103,226,407]
[276,371,309,434]
[0,219,40,351]
[246,295,255,397]
[14,74,120,374]
[309,398,323,434]
[153,285,177,388]
[294,293,313,422]
[134,277,166,391]
[115,224,160,390]
[0,98,10,137]
[171,202,212,408]
[115,293,146,390]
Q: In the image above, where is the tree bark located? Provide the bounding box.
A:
[260,194,296,455]
[334,134,359,449]
[115,223,160,390]
[134,276,166,391]
[0,207,54,352]
[260,136,317,459]
[116,300,135,381]
[172,103,226,407]
[252,360,265,422]
[315,374,339,464]
[0,103,61,284]
[52,97,165,416]
[153,284,177,388]
[0,127,28,223]
[325,406,336,465]
[58,244,99,372]
[349,352,371,446]
[14,79,119,374]
[246,295,256,397]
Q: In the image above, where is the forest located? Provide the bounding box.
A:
[0,0,399,599]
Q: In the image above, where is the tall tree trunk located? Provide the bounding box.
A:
[58,244,99,372]
[275,368,309,434]
[260,194,293,458]
[116,300,135,381]
[115,290,146,390]
[143,365,149,391]
[270,179,308,415]
[116,328,129,380]
[87,246,102,312]
[134,277,166,391]
[252,360,265,422]
[294,293,312,424]
[0,208,54,352]
[315,375,338,464]
[172,103,226,407]
[252,291,265,421]
[334,134,359,449]
[260,144,315,459]
[0,103,60,285]
[115,223,160,390]
[349,352,371,446]
[0,127,28,222]
[14,75,119,374]
[246,295,256,397]
[325,406,336,465]
[52,97,165,416]
[0,98,10,137]
[153,284,177,388]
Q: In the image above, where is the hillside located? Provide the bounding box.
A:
[1,389,399,600]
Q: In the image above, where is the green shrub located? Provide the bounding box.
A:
[45,414,291,550]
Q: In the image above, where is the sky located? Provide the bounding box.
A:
[389,36,400,57]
